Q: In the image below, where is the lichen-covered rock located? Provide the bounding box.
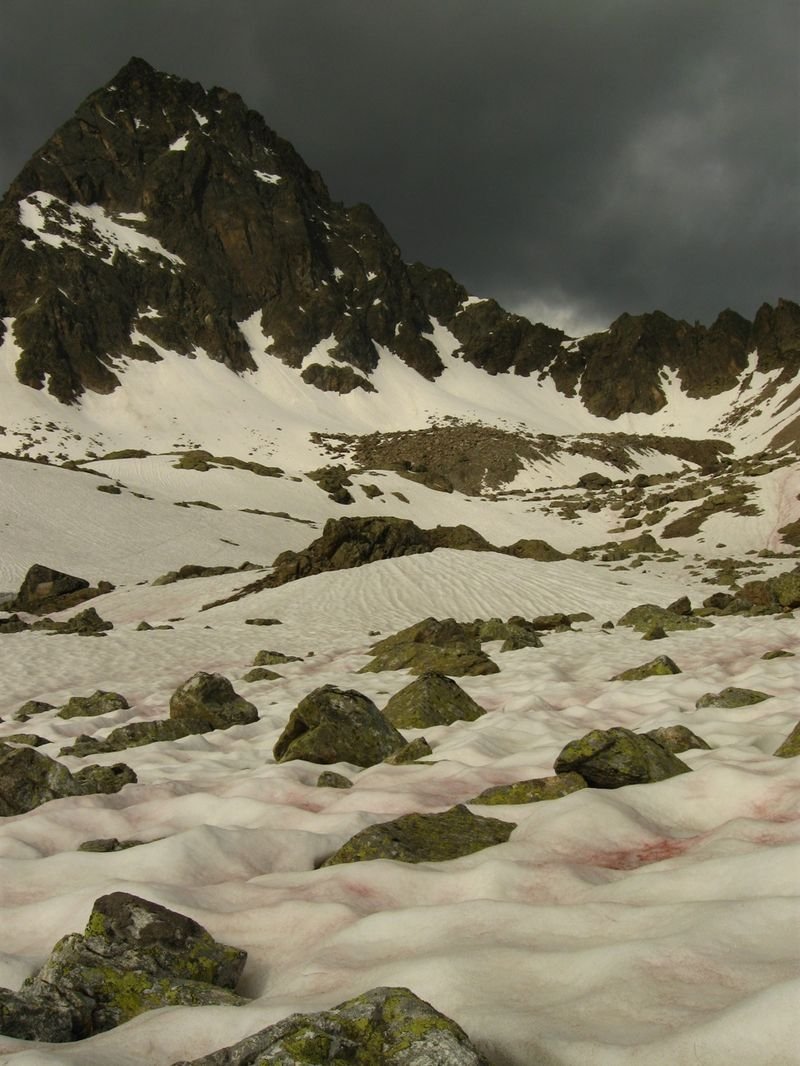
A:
[0,613,29,634]
[616,603,713,632]
[774,722,800,758]
[470,772,587,805]
[170,985,491,1066]
[252,649,302,666]
[382,672,486,728]
[14,892,247,1039]
[384,737,434,764]
[317,771,353,789]
[645,725,712,753]
[695,687,771,709]
[13,699,54,722]
[321,804,515,866]
[762,649,795,659]
[275,685,406,766]
[61,717,210,757]
[641,625,668,640]
[0,985,75,1042]
[242,667,283,682]
[360,619,498,676]
[466,617,544,647]
[611,655,682,681]
[57,690,130,719]
[3,733,46,746]
[0,744,136,815]
[554,727,692,787]
[169,672,258,729]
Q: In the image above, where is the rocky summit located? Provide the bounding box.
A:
[0,56,798,1066]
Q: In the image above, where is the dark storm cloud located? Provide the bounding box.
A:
[1,0,797,333]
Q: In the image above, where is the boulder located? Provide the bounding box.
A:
[14,699,55,722]
[32,606,114,635]
[57,690,129,719]
[321,804,515,866]
[274,685,406,766]
[616,603,713,632]
[470,772,587,805]
[360,618,499,677]
[62,718,210,757]
[554,727,692,787]
[242,667,283,682]
[645,725,712,753]
[774,722,800,758]
[384,737,434,764]
[317,771,353,789]
[695,687,771,709]
[170,985,491,1066]
[382,672,486,728]
[611,655,682,681]
[503,538,566,561]
[3,892,247,1040]
[252,649,302,666]
[0,743,136,815]
[9,564,89,614]
[169,673,258,729]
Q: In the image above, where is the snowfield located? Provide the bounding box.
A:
[0,436,798,1066]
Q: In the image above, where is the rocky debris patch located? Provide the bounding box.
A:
[171,985,491,1066]
[359,617,499,677]
[470,772,587,805]
[274,685,406,767]
[7,564,114,615]
[172,450,282,478]
[170,672,259,730]
[382,672,486,728]
[774,722,800,758]
[503,538,567,561]
[554,727,693,787]
[645,725,712,753]
[0,743,136,815]
[0,892,247,1041]
[617,602,714,632]
[306,463,356,504]
[301,361,376,395]
[611,655,682,681]
[320,804,515,867]
[152,561,261,586]
[695,687,771,709]
[57,690,129,720]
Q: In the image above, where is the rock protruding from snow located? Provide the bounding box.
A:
[170,985,491,1066]
[554,727,692,787]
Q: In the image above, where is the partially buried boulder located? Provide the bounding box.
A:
[359,617,499,677]
[695,687,771,709]
[0,743,136,815]
[774,722,800,758]
[274,685,406,766]
[554,727,692,787]
[57,690,129,719]
[170,985,491,1066]
[321,804,515,866]
[617,603,713,632]
[169,672,258,729]
[382,672,486,728]
[470,772,587,805]
[32,606,113,636]
[645,725,712,753]
[611,655,682,681]
[10,564,89,614]
[0,892,247,1041]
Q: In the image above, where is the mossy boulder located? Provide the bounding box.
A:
[169,672,258,729]
[31,606,114,636]
[503,538,566,561]
[762,649,795,660]
[695,687,771,709]
[253,649,303,666]
[14,699,55,722]
[274,685,406,766]
[321,804,515,866]
[8,892,247,1040]
[774,722,800,758]
[57,690,129,719]
[465,616,544,649]
[9,563,88,613]
[3,732,47,746]
[645,725,712,753]
[0,743,136,815]
[0,613,29,634]
[470,772,587,805]
[382,672,486,728]
[317,771,353,789]
[242,667,283,682]
[384,737,434,764]
[554,727,692,787]
[611,655,682,681]
[170,985,491,1066]
[360,619,498,676]
[616,603,713,632]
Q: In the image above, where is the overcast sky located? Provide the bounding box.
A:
[1,0,797,334]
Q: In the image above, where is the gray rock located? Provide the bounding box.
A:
[274,685,406,767]
[170,985,491,1065]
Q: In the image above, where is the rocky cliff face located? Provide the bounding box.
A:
[0,57,797,417]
